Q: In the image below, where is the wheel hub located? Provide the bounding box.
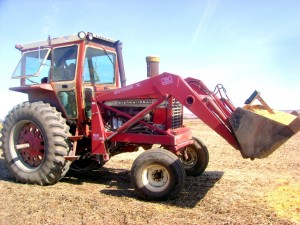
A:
[179,147,198,168]
[18,123,45,167]
[152,169,164,181]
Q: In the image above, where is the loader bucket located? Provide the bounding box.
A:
[229,105,300,159]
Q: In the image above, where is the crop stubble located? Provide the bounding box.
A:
[0,120,299,225]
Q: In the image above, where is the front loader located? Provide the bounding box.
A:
[1,32,299,200]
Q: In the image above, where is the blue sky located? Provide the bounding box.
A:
[0,0,299,119]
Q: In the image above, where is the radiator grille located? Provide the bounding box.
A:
[172,99,183,129]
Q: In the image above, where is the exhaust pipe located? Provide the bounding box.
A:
[146,56,160,78]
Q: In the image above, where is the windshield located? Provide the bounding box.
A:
[12,49,50,79]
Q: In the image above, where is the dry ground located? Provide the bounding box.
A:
[0,120,299,225]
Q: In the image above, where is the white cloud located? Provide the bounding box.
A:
[192,0,220,45]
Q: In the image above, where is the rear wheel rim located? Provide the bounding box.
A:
[10,120,45,171]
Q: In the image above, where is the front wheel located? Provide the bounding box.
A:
[178,137,209,176]
[0,101,71,185]
[131,149,186,200]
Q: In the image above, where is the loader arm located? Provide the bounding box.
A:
[95,72,240,150]
[94,72,300,160]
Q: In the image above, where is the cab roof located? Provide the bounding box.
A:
[16,32,117,51]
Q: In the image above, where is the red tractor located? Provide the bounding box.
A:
[1,32,299,200]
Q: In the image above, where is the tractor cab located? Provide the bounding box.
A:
[10,32,126,122]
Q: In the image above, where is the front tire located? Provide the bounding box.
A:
[178,137,209,176]
[0,101,71,185]
[131,149,185,200]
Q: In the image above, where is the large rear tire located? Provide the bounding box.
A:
[0,101,71,185]
[178,137,209,176]
[131,149,185,200]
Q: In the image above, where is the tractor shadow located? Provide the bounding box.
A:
[63,167,224,208]
[63,167,135,196]
[1,153,223,208]
[0,157,14,181]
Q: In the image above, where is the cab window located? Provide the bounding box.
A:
[12,49,51,85]
[83,47,116,84]
[52,45,78,81]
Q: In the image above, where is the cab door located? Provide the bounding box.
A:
[82,46,118,119]
[51,45,78,119]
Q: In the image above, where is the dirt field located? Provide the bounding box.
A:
[0,120,299,225]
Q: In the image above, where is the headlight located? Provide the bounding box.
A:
[78,31,86,39]
[87,32,94,41]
